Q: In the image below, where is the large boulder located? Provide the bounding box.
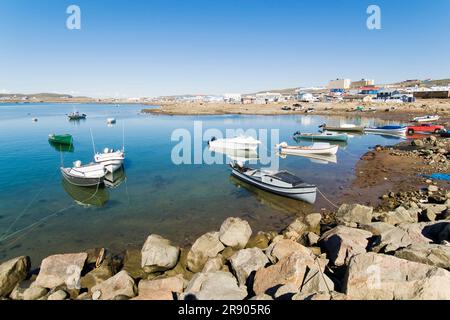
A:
[229,248,269,286]
[253,252,311,296]
[360,222,395,236]
[300,266,335,296]
[284,213,322,240]
[374,223,432,253]
[378,206,418,225]
[35,253,87,289]
[187,232,225,272]
[181,271,247,300]
[336,204,373,226]
[0,256,30,297]
[394,243,450,269]
[344,252,450,299]
[133,275,185,300]
[265,239,315,264]
[319,226,372,266]
[219,217,252,249]
[141,235,180,273]
[91,270,136,300]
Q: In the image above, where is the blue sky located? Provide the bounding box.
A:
[0,0,449,97]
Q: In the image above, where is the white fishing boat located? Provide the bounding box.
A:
[412,115,440,122]
[276,142,339,155]
[294,131,348,142]
[208,135,261,151]
[364,125,407,135]
[209,146,259,162]
[61,161,107,187]
[230,162,317,204]
[94,148,125,173]
[319,123,364,132]
[107,118,116,124]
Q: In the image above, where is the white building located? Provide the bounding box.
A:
[327,79,351,90]
[255,92,282,103]
[297,92,318,102]
[223,93,242,103]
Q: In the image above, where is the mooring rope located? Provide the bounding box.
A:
[316,187,340,209]
[0,180,102,247]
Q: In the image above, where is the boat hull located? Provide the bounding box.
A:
[61,168,104,187]
[209,141,259,151]
[231,168,317,204]
[322,126,364,132]
[279,145,338,155]
[364,128,406,135]
[48,135,73,145]
[295,135,348,142]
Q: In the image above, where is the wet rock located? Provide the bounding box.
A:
[245,232,270,250]
[319,226,372,266]
[80,263,114,292]
[47,290,68,300]
[187,232,225,273]
[360,222,395,236]
[91,270,136,300]
[229,248,269,286]
[182,271,247,300]
[265,239,315,264]
[394,243,450,269]
[0,256,30,298]
[141,235,180,273]
[23,286,48,300]
[122,248,146,279]
[219,217,252,249]
[253,252,311,296]
[35,253,87,289]
[336,204,373,225]
[202,255,224,273]
[344,252,450,299]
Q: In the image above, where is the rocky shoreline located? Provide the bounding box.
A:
[1,136,449,301]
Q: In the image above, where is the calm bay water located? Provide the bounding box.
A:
[0,103,407,264]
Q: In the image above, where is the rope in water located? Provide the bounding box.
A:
[316,187,340,209]
[0,180,102,247]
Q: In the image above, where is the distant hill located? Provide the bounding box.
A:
[0,93,91,100]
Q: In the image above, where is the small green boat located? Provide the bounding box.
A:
[48,134,73,145]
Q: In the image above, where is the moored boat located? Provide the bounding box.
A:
[276,142,339,155]
[48,134,73,145]
[293,131,348,142]
[208,136,261,151]
[68,112,87,120]
[94,148,125,173]
[412,115,440,122]
[107,118,116,124]
[319,123,364,132]
[230,162,317,204]
[61,161,106,187]
[364,125,407,135]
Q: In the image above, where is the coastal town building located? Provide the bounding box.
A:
[223,93,242,103]
[297,92,318,102]
[413,90,450,99]
[255,92,282,104]
[351,79,375,88]
[327,79,351,90]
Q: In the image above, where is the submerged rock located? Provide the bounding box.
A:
[187,232,225,273]
[344,252,450,299]
[0,256,30,298]
[219,217,252,249]
[141,235,180,273]
[35,253,87,289]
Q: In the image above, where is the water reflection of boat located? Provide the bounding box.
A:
[278,152,337,164]
[48,140,74,153]
[104,166,126,188]
[209,146,259,162]
[62,179,109,207]
[229,176,312,214]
